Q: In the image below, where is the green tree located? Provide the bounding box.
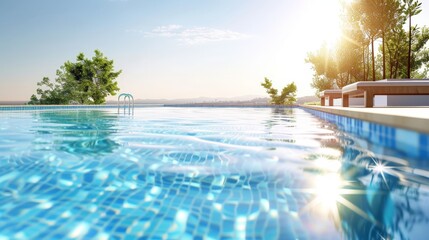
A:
[29,76,73,105]
[381,10,408,79]
[29,50,121,105]
[403,0,422,78]
[306,43,338,80]
[379,0,403,79]
[335,36,363,87]
[308,0,427,97]
[306,39,362,96]
[310,74,334,97]
[382,25,429,78]
[261,78,297,105]
[354,0,377,81]
[411,26,429,77]
[343,0,368,81]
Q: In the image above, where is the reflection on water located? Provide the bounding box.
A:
[305,130,429,239]
[0,108,428,239]
[264,108,296,144]
[31,111,120,155]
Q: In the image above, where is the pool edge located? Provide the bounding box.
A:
[300,105,429,134]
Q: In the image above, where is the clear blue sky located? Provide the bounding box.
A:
[1,0,429,101]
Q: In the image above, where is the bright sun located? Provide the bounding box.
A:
[299,0,351,51]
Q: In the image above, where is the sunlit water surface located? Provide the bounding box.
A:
[0,107,428,239]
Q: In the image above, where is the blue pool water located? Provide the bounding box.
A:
[0,107,428,239]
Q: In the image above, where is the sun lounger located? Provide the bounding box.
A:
[342,80,429,107]
[320,89,342,106]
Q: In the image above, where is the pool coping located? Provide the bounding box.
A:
[301,105,429,134]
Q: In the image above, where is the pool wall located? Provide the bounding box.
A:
[304,108,429,160]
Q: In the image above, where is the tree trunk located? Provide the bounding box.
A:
[371,37,376,81]
[362,46,365,81]
[387,41,393,78]
[394,51,400,78]
[381,0,386,80]
[392,45,399,78]
[348,72,351,85]
[382,31,386,79]
[407,13,412,79]
[367,45,370,81]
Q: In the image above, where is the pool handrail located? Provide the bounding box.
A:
[117,93,134,114]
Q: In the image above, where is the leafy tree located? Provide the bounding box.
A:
[335,36,363,87]
[343,0,368,81]
[261,78,297,105]
[29,75,74,105]
[356,0,382,81]
[29,50,121,105]
[306,43,338,80]
[379,0,403,79]
[403,0,422,78]
[310,74,334,97]
[384,17,408,78]
[382,25,429,78]
[342,0,401,81]
[307,0,427,95]
[411,26,429,76]
[306,38,362,95]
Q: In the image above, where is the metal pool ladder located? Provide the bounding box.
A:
[118,93,135,114]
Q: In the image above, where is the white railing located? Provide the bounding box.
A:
[117,93,134,114]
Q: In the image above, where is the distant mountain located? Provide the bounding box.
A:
[113,95,318,106]
[296,95,318,104]
[109,95,267,104]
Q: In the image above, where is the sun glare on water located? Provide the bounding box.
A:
[312,174,343,215]
[299,152,371,228]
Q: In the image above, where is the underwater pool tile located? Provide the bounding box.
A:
[1,108,429,239]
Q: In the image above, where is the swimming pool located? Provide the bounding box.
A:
[0,107,428,239]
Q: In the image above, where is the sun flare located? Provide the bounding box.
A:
[299,0,349,51]
[313,174,343,214]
